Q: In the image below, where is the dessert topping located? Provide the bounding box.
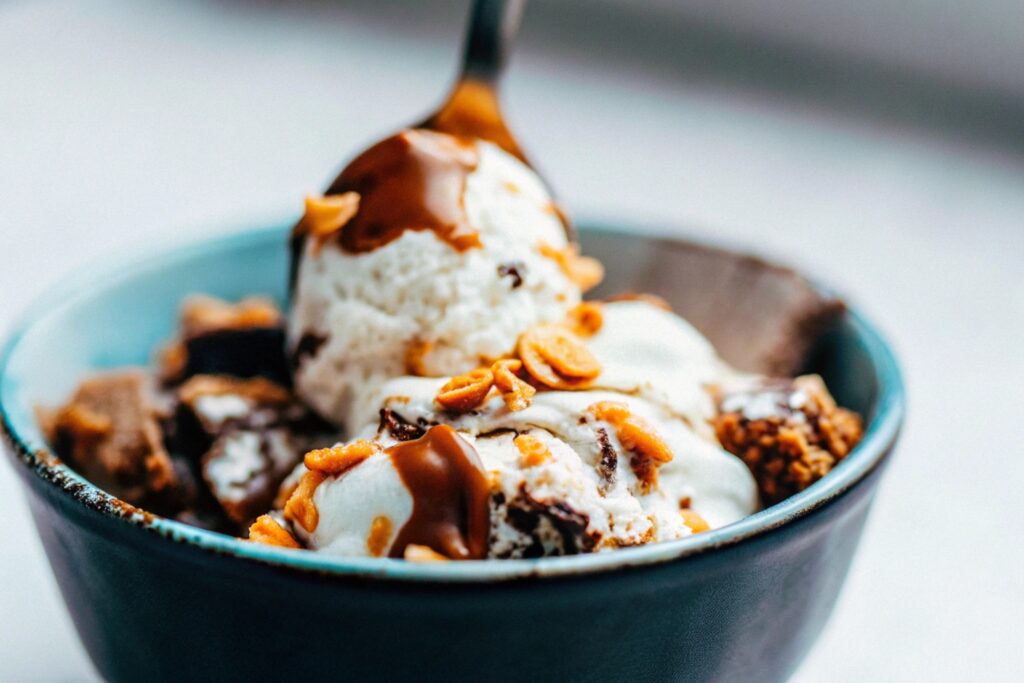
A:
[567,302,604,336]
[514,433,551,467]
[538,242,604,291]
[324,130,482,254]
[284,470,326,532]
[296,193,361,255]
[588,401,673,490]
[403,544,450,562]
[304,440,381,476]
[435,368,494,412]
[517,324,601,390]
[491,359,535,411]
[367,515,394,557]
[680,508,710,534]
[387,425,490,560]
[248,514,300,548]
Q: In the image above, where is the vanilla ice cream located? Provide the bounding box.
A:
[286,301,759,559]
[290,129,586,428]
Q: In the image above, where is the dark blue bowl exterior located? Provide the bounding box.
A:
[1,225,902,682]
[14,447,888,682]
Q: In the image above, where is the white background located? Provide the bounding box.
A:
[2,1,1022,680]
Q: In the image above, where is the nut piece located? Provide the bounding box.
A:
[567,302,604,336]
[517,325,601,390]
[248,514,300,548]
[514,433,551,467]
[297,193,361,255]
[404,544,450,562]
[367,515,394,557]
[589,401,673,490]
[680,508,710,534]
[491,359,536,411]
[284,470,326,533]
[304,439,381,476]
[538,242,604,291]
[435,368,494,412]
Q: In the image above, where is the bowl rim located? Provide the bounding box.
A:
[0,221,905,583]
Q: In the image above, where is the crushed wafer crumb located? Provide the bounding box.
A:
[680,508,710,534]
[517,324,601,390]
[367,515,393,557]
[248,514,300,548]
[297,193,361,255]
[404,544,449,562]
[567,302,604,336]
[589,401,673,490]
[538,242,604,291]
[514,433,551,467]
[304,439,380,476]
[435,368,494,412]
[491,359,535,411]
[284,470,326,533]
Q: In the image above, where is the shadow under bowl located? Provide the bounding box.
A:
[0,222,904,683]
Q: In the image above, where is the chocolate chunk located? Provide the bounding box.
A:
[595,427,618,494]
[498,486,597,558]
[202,428,300,527]
[47,370,184,513]
[378,408,427,442]
[712,375,864,505]
[292,332,328,368]
[159,296,290,386]
[497,261,525,289]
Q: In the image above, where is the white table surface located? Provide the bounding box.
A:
[2,2,1022,681]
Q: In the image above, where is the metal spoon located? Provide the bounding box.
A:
[419,0,528,162]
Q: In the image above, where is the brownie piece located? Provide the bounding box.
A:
[712,375,864,505]
[46,370,185,512]
[167,374,335,528]
[159,295,290,386]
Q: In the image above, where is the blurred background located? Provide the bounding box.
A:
[1,1,1022,680]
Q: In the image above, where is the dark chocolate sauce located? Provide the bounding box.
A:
[387,425,490,560]
[325,129,481,254]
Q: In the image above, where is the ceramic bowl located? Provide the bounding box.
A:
[0,223,903,682]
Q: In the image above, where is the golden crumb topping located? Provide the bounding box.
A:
[588,401,673,491]
[403,544,450,562]
[284,470,326,533]
[304,440,381,476]
[538,242,604,291]
[248,514,300,548]
[296,193,361,255]
[435,368,495,412]
[491,359,536,411]
[514,433,551,467]
[567,302,604,336]
[517,324,601,390]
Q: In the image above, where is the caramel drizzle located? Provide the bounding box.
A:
[387,425,490,560]
[325,129,482,254]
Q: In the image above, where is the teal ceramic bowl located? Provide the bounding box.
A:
[0,223,903,682]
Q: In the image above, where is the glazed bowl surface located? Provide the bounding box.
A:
[0,222,903,682]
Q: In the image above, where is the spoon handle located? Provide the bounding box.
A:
[460,0,527,86]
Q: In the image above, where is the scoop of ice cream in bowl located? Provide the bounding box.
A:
[0,130,903,680]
